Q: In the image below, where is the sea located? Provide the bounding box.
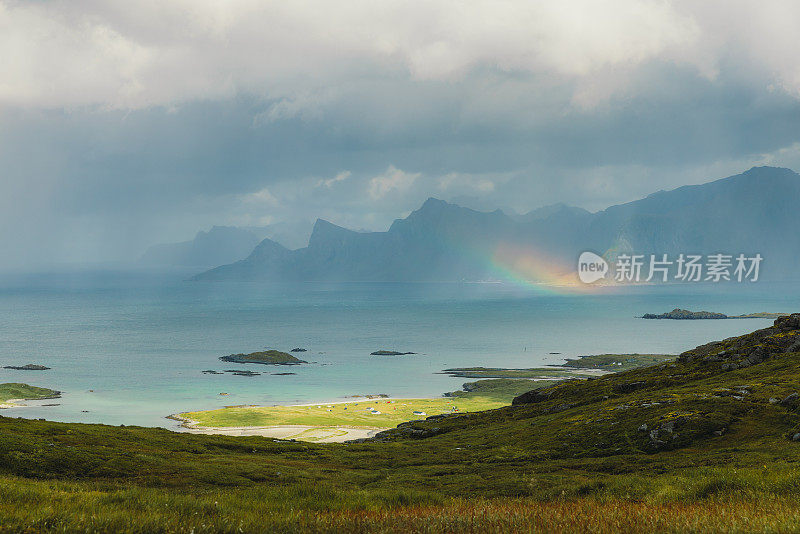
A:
[0,269,796,429]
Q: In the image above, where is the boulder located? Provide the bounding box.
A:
[512,388,555,405]
[780,393,799,409]
[775,314,800,330]
[613,381,647,394]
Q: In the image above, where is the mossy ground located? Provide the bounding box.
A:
[2,326,800,531]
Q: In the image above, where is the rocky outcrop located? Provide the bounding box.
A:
[3,364,50,371]
[512,387,556,406]
[678,314,800,370]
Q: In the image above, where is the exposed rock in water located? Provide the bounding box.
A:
[272,372,297,376]
[370,350,417,356]
[3,364,50,371]
[219,350,307,365]
[290,348,307,352]
[226,370,260,377]
[202,370,224,375]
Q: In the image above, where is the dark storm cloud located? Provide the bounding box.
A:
[2,1,800,266]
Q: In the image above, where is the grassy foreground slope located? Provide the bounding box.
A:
[2,316,800,531]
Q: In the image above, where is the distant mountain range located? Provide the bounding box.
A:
[192,166,800,281]
[140,221,312,268]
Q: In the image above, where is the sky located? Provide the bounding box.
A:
[3,0,800,267]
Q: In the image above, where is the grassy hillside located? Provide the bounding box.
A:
[2,316,800,531]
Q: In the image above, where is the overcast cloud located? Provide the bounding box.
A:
[2,0,800,267]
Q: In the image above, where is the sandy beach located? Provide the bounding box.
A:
[181,423,388,443]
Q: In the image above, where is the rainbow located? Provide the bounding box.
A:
[489,242,606,294]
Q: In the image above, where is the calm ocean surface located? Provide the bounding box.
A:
[0,270,796,428]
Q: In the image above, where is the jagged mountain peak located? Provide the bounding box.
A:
[193,166,800,281]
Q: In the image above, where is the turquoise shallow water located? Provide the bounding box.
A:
[0,270,796,428]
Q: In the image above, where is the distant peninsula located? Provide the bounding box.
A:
[219,350,307,365]
[0,383,61,408]
[642,309,786,320]
[370,350,417,356]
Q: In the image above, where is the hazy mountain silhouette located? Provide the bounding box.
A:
[141,226,263,268]
[141,220,313,268]
[194,167,800,281]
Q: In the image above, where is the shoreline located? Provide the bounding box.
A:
[169,395,464,442]
[176,417,389,443]
[184,424,388,443]
[170,367,618,442]
[0,398,24,409]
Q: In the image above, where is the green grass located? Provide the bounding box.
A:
[2,320,800,530]
[180,397,508,428]
[2,479,800,533]
[0,383,59,403]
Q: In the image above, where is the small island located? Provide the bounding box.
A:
[3,364,50,371]
[219,350,307,365]
[642,308,787,320]
[370,350,416,356]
